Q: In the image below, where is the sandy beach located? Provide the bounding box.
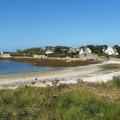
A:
[0,60,120,89]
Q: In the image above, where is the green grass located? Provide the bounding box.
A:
[0,81,120,120]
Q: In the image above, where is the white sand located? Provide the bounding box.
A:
[0,60,120,89]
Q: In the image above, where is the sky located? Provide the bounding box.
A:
[0,0,120,51]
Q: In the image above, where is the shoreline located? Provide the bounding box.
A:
[0,56,104,67]
[0,60,120,89]
[0,67,68,80]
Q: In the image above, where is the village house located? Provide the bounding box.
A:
[103,47,118,56]
[45,49,54,54]
[45,47,54,54]
[68,48,80,53]
[79,47,92,55]
[79,48,84,55]
[0,51,11,58]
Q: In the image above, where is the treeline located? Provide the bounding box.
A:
[13,46,77,58]
[11,45,120,58]
[15,48,44,56]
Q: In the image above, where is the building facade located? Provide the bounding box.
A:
[0,51,11,58]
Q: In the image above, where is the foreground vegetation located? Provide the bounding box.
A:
[0,77,120,120]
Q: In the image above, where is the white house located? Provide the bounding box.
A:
[86,47,92,54]
[79,48,84,55]
[45,50,54,54]
[68,48,80,53]
[68,48,74,53]
[0,51,11,58]
[79,47,92,55]
[103,47,118,56]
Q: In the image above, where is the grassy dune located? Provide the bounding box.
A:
[0,77,120,120]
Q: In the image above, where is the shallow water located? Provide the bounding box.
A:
[0,60,63,75]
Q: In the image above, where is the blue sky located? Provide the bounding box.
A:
[0,0,120,51]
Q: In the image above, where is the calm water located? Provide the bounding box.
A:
[0,61,63,75]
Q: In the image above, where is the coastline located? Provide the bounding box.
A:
[0,67,68,80]
[0,56,104,67]
[0,60,120,89]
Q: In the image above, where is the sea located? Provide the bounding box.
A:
[0,60,62,75]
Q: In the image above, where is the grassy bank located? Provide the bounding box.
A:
[0,77,120,120]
